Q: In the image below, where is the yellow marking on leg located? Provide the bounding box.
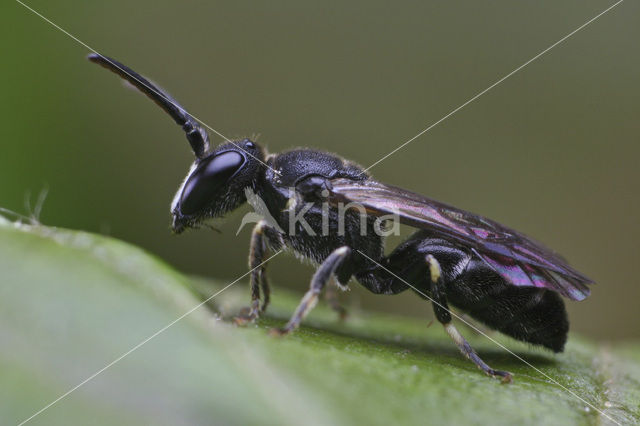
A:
[254,221,264,234]
[284,197,297,212]
[426,254,441,283]
[444,322,465,348]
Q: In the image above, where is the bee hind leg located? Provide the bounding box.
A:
[426,254,512,383]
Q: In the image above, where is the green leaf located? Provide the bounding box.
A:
[1,217,637,425]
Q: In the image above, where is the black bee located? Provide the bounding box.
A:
[89,54,593,382]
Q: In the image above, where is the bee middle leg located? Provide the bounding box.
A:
[324,279,349,320]
[271,246,351,336]
[425,255,512,383]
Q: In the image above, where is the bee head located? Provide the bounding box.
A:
[171,139,265,233]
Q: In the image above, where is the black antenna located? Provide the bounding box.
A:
[88,53,210,158]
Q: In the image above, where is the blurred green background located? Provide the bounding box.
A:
[1,0,638,340]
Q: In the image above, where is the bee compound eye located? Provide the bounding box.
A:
[179,151,244,215]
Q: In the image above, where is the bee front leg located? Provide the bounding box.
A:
[426,255,512,383]
[271,246,351,336]
[235,221,270,325]
[259,264,271,314]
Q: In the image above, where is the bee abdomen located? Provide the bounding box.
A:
[462,284,569,352]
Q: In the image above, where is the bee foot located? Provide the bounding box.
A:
[268,327,290,337]
[491,369,513,384]
[233,309,259,326]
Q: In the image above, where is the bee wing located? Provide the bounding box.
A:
[328,178,592,301]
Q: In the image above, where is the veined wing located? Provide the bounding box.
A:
[328,178,592,301]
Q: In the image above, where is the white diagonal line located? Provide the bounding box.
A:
[14,0,280,175]
[355,250,620,425]
[363,0,624,173]
[17,250,283,426]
